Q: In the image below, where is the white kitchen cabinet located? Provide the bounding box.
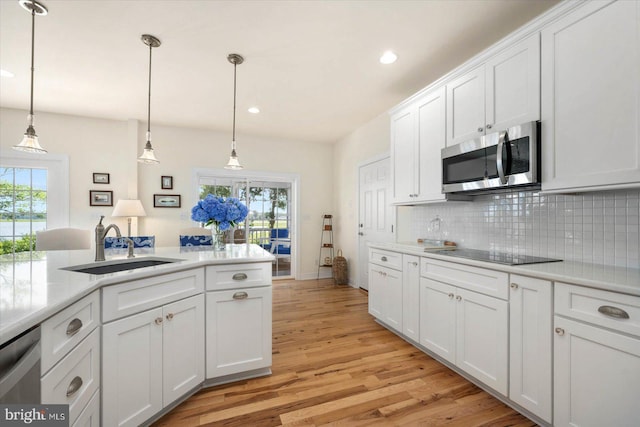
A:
[447,34,540,146]
[419,259,508,395]
[368,248,403,333]
[402,255,420,342]
[102,294,204,427]
[554,282,640,426]
[508,275,552,423]
[541,0,640,192]
[390,105,416,204]
[206,286,272,379]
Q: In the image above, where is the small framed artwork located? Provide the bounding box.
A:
[161,175,173,190]
[154,194,181,208]
[93,172,110,184]
[90,190,113,206]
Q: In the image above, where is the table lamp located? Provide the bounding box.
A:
[112,199,147,236]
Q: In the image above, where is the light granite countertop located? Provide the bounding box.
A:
[0,244,275,346]
[370,242,640,297]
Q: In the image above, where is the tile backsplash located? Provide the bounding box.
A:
[408,189,640,268]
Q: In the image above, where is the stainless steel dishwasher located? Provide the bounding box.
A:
[0,326,41,403]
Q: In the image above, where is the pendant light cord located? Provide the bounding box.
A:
[147,42,152,135]
[232,60,237,146]
[29,4,35,117]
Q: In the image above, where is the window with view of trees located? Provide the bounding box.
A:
[0,167,47,255]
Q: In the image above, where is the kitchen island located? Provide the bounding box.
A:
[0,244,275,427]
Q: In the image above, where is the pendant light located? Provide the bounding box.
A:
[13,0,48,154]
[138,34,161,164]
[224,54,244,170]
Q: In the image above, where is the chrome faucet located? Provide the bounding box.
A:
[95,215,135,261]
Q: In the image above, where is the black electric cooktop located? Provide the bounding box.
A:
[432,248,562,266]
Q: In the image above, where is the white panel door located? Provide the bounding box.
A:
[358,157,394,290]
[415,86,447,202]
[486,33,540,131]
[419,278,456,364]
[509,275,552,423]
[402,255,420,342]
[455,288,508,395]
[554,316,640,426]
[102,308,163,427]
[162,295,205,406]
[542,0,640,191]
[206,287,272,379]
[390,108,416,202]
[446,66,486,145]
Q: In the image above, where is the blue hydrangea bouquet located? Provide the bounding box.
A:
[191,195,248,249]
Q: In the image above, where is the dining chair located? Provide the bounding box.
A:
[35,228,91,251]
[105,236,155,249]
[179,227,212,246]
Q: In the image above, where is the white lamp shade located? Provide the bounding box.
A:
[14,133,47,154]
[112,199,147,217]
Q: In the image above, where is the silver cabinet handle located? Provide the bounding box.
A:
[66,376,83,397]
[358,232,364,236]
[510,283,519,290]
[448,293,454,299]
[232,273,248,281]
[477,127,483,133]
[411,262,418,267]
[381,256,387,262]
[66,318,83,336]
[456,295,462,301]
[496,130,509,185]
[154,317,163,325]
[598,305,630,319]
[486,124,492,129]
[166,313,174,321]
[233,291,248,300]
[555,327,565,336]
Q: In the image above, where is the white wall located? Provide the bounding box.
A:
[332,112,391,287]
[1,107,334,279]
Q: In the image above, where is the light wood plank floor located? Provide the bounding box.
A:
[154,279,536,426]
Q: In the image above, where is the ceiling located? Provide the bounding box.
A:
[0,0,559,144]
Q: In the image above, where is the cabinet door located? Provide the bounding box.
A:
[415,87,447,202]
[456,288,508,395]
[391,107,417,203]
[554,316,640,426]
[206,287,272,379]
[419,278,456,364]
[162,295,205,406]
[509,275,552,423]
[368,263,384,319]
[542,0,640,192]
[103,308,163,427]
[446,66,485,145]
[402,255,420,342]
[486,33,540,131]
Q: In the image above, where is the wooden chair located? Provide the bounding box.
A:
[35,228,91,251]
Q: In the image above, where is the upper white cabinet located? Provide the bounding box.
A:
[541,0,640,192]
[447,33,540,146]
[391,87,447,204]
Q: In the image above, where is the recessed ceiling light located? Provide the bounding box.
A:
[379,51,398,65]
[248,107,260,114]
[1,69,15,78]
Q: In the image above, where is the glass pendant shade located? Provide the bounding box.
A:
[138,34,161,164]
[14,119,46,154]
[138,136,159,164]
[224,147,243,170]
[224,54,245,170]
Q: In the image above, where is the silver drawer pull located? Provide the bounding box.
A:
[510,283,519,290]
[456,295,462,301]
[154,317,163,325]
[411,262,418,267]
[233,291,248,300]
[232,273,248,281]
[598,305,630,319]
[66,318,83,337]
[448,293,454,299]
[381,256,387,262]
[166,313,174,321]
[66,376,83,397]
[555,327,565,336]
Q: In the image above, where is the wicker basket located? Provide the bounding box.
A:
[332,249,348,285]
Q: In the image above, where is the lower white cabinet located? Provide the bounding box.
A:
[509,275,552,423]
[402,255,420,342]
[206,286,272,379]
[419,262,508,396]
[368,263,402,332]
[102,294,204,427]
[72,390,100,427]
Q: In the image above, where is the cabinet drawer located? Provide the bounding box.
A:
[205,263,271,291]
[555,282,640,338]
[369,248,402,270]
[41,328,100,426]
[421,258,508,300]
[102,268,204,322]
[41,291,100,374]
[72,390,99,427]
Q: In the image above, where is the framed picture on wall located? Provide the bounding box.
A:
[161,175,173,189]
[90,190,113,206]
[154,194,181,208]
[92,172,110,184]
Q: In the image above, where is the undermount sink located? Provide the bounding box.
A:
[62,257,183,275]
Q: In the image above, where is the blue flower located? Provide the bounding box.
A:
[190,194,248,229]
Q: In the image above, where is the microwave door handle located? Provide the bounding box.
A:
[496,131,508,185]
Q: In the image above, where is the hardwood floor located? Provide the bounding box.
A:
[154,279,536,426]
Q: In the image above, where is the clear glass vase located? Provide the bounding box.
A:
[211,225,226,251]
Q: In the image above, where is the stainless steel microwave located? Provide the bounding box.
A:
[441,121,540,193]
